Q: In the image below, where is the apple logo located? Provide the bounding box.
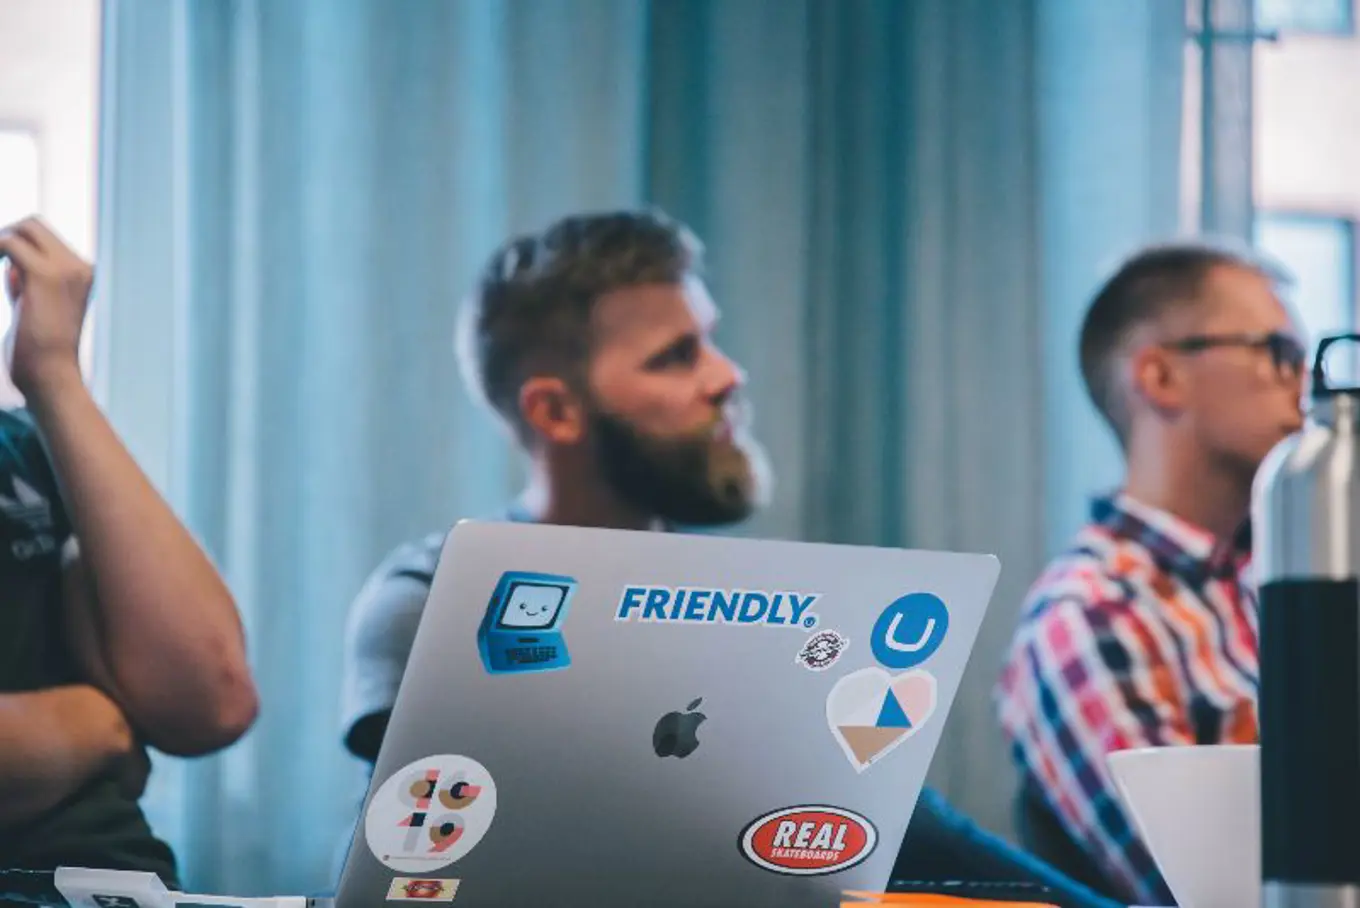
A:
[652,697,706,759]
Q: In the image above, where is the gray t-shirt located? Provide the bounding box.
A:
[339,529,448,762]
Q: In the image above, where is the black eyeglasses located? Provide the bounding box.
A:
[1163,331,1307,375]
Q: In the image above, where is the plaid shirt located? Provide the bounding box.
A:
[994,492,1258,906]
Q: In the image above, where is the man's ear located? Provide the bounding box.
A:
[519,376,586,445]
[1128,343,1187,413]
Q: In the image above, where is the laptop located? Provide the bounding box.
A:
[335,520,1002,908]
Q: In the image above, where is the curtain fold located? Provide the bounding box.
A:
[95,0,1187,894]
[1036,0,1188,552]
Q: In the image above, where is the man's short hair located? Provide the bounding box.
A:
[455,208,704,440]
[1078,239,1290,447]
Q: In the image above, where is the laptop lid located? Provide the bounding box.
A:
[337,521,1001,907]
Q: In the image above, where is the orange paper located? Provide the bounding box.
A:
[841,891,1060,907]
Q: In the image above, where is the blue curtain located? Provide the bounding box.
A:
[95,0,1187,896]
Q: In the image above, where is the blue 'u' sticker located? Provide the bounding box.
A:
[869,592,949,670]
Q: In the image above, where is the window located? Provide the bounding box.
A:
[1254,210,1358,379]
[1255,0,1355,35]
[0,130,40,334]
[0,129,40,406]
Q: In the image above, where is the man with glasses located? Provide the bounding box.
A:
[993,241,1305,906]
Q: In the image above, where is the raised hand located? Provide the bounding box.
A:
[0,217,92,396]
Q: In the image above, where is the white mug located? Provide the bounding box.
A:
[1107,743,1260,908]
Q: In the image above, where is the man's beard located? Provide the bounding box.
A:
[589,406,774,527]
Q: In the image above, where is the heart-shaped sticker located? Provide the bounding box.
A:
[825,666,937,773]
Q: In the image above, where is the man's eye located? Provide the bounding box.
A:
[649,337,699,369]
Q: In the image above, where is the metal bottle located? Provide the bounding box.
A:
[1253,332,1360,908]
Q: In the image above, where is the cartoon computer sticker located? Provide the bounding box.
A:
[476,571,578,675]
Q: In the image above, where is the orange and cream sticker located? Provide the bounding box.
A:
[365,755,498,873]
[386,878,460,901]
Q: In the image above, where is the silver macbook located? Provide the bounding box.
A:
[336,520,1001,908]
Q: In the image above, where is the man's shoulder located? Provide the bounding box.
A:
[340,525,464,753]
[363,511,519,590]
[342,530,447,701]
[365,529,449,589]
[344,531,446,633]
[347,511,517,645]
[1017,524,1153,622]
[998,529,1156,708]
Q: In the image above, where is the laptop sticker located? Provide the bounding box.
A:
[385,878,459,902]
[869,592,949,670]
[477,571,577,675]
[826,667,938,772]
[738,805,878,875]
[795,629,849,671]
[365,755,498,873]
[615,585,821,629]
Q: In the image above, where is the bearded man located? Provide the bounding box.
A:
[337,209,1118,908]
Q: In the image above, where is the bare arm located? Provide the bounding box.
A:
[0,686,134,830]
[0,217,259,757]
[30,371,258,757]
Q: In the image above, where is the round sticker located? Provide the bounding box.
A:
[795,630,849,672]
[869,592,949,670]
[364,754,498,872]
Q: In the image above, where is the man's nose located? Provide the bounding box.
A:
[1285,362,1306,397]
[706,347,745,400]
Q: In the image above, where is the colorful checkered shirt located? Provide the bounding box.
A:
[994,492,1258,906]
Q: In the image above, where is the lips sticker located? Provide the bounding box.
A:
[386,878,460,901]
[826,667,937,772]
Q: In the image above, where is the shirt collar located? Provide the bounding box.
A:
[1091,491,1251,584]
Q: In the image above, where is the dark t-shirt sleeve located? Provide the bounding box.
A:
[0,418,179,883]
[0,408,77,693]
[339,531,445,762]
[0,408,74,559]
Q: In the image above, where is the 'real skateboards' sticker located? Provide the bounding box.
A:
[739,805,878,875]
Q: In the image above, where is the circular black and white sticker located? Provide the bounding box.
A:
[796,630,849,671]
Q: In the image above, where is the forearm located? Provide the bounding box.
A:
[0,686,131,830]
[26,365,257,755]
[898,790,1126,908]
